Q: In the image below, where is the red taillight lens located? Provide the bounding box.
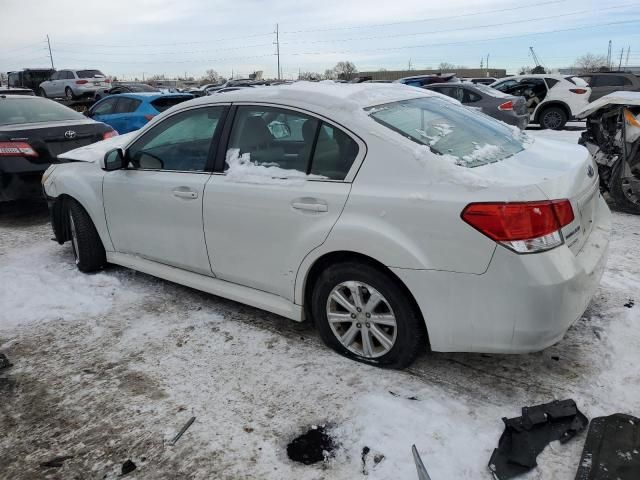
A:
[105,79,111,83]
[75,79,89,85]
[498,100,513,111]
[570,88,587,94]
[0,141,38,157]
[103,130,118,140]
[144,114,155,121]
[461,200,575,253]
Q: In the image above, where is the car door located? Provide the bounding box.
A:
[102,105,228,275]
[108,97,143,134]
[44,71,59,96]
[203,104,362,300]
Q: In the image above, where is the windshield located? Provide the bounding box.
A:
[0,98,85,125]
[77,70,105,78]
[366,96,525,167]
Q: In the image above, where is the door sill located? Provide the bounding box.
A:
[107,252,303,321]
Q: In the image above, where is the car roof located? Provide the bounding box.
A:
[107,92,192,100]
[186,82,433,119]
[502,74,566,79]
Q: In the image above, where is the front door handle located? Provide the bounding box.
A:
[291,201,328,212]
[172,188,198,199]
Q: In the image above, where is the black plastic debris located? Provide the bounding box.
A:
[287,425,335,465]
[121,459,136,476]
[624,299,635,308]
[575,413,640,480]
[389,390,419,401]
[488,399,588,479]
[40,455,73,468]
[0,353,12,371]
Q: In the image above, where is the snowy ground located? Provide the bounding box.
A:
[1,125,639,480]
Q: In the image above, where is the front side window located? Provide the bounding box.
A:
[367,96,525,167]
[114,98,141,114]
[128,106,224,171]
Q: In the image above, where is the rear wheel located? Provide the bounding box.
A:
[311,262,426,369]
[610,158,640,214]
[65,87,75,100]
[67,200,106,272]
[539,106,568,130]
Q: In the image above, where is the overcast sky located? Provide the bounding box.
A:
[1,0,639,80]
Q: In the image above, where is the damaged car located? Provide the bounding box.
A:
[578,92,640,214]
[43,83,610,368]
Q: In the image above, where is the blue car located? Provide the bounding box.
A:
[86,92,194,134]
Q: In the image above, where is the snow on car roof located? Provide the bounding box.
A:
[577,91,640,118]
[186,81,433,121]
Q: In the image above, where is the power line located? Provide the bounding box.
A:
[280,3,640,46]
[281,0,567,34]
[51,42,274,56]
[52,32,274,49]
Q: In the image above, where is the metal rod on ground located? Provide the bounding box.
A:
[170,416,196,446]
[412,445,432,480]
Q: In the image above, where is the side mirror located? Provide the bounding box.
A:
[101,148,127,171]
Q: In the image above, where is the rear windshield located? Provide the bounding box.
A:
[128,84,158,92]
[366,96,524,167]
[0,98,84,125]
[470,83,512,98]
[76,70,105,78]
[150,96,193,112]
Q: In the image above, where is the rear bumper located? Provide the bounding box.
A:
[391,195,611,353]
[0,157,50,202]
[494,110,530,129]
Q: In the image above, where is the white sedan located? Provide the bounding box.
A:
[42,82,610,368]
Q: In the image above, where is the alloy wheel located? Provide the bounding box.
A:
[543,110,563,129]
[326,281,397,358]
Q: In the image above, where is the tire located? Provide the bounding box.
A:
[539,106,568,130]
[609,158,640,214]
[67,200,107,272]
[311,262,426,369]
[39,88,47,98]
[65,87,75,100]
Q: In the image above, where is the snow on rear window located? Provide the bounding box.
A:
[366,97,525,167]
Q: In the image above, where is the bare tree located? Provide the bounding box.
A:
[298,71,321,81]
[332,61,358,80]
[202,69,222,84]
[518,66,532,75]
[438,62,456,71]
[323,68,337,80]
[574,53,608,73]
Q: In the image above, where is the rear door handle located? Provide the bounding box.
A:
[172,188,198,199]
[291,201,328,212]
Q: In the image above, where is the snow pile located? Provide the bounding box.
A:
[461,143,504,165]
[224,148,325,185]
[416,123,453,146]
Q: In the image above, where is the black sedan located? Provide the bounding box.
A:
[0,95,116,202]
[424,82,529,129]
[94,82,159,101]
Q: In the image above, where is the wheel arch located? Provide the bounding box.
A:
[300,250,430,345]
[534,100,571,123]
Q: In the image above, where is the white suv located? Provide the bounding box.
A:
[39,69,110,100]
[490,74,591,129]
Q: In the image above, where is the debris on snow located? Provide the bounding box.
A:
[121,459,137,476]
[389,390,419,401]
[361,446,385,475]
[39,455,73,468]
[287,425,335,465]
[575,414,640,480]
[624,299,635,308]
[488,399,588,479]
[170,416,196,446]
[0,353,12,370]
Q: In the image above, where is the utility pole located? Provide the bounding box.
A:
[618,48,624,71]
[274,23,281,80]
[46,35,54,69]
[607,40,612,70]
[486,53,490,71]
[625,46,631,69]
[408,58,412,71]
[480,58,484,69]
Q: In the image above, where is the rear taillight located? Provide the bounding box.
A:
[569,88,588,94]
[75,79,88,85]
[105,79,111,83]
[103,130,118,140]
[0,141,38,157]
[498,101,513,111]
[461,200,575,253]
[144,114,156,121]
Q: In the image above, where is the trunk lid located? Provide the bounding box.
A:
[474,137,600,254]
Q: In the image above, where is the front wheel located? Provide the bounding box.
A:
[68,200,107,272]
[539,106,568,130]
[609,158,640,214]
[311,262,426,369]
[65,87,75,100]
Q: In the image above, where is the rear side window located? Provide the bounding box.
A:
[0,98,84,125]
[114,98,141,114]
[592,75,625,87]
[150,96,193,112]
[462,89,481,103]
[76,70,104,78]
[310,123,359,180]
[545,78,559,89]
